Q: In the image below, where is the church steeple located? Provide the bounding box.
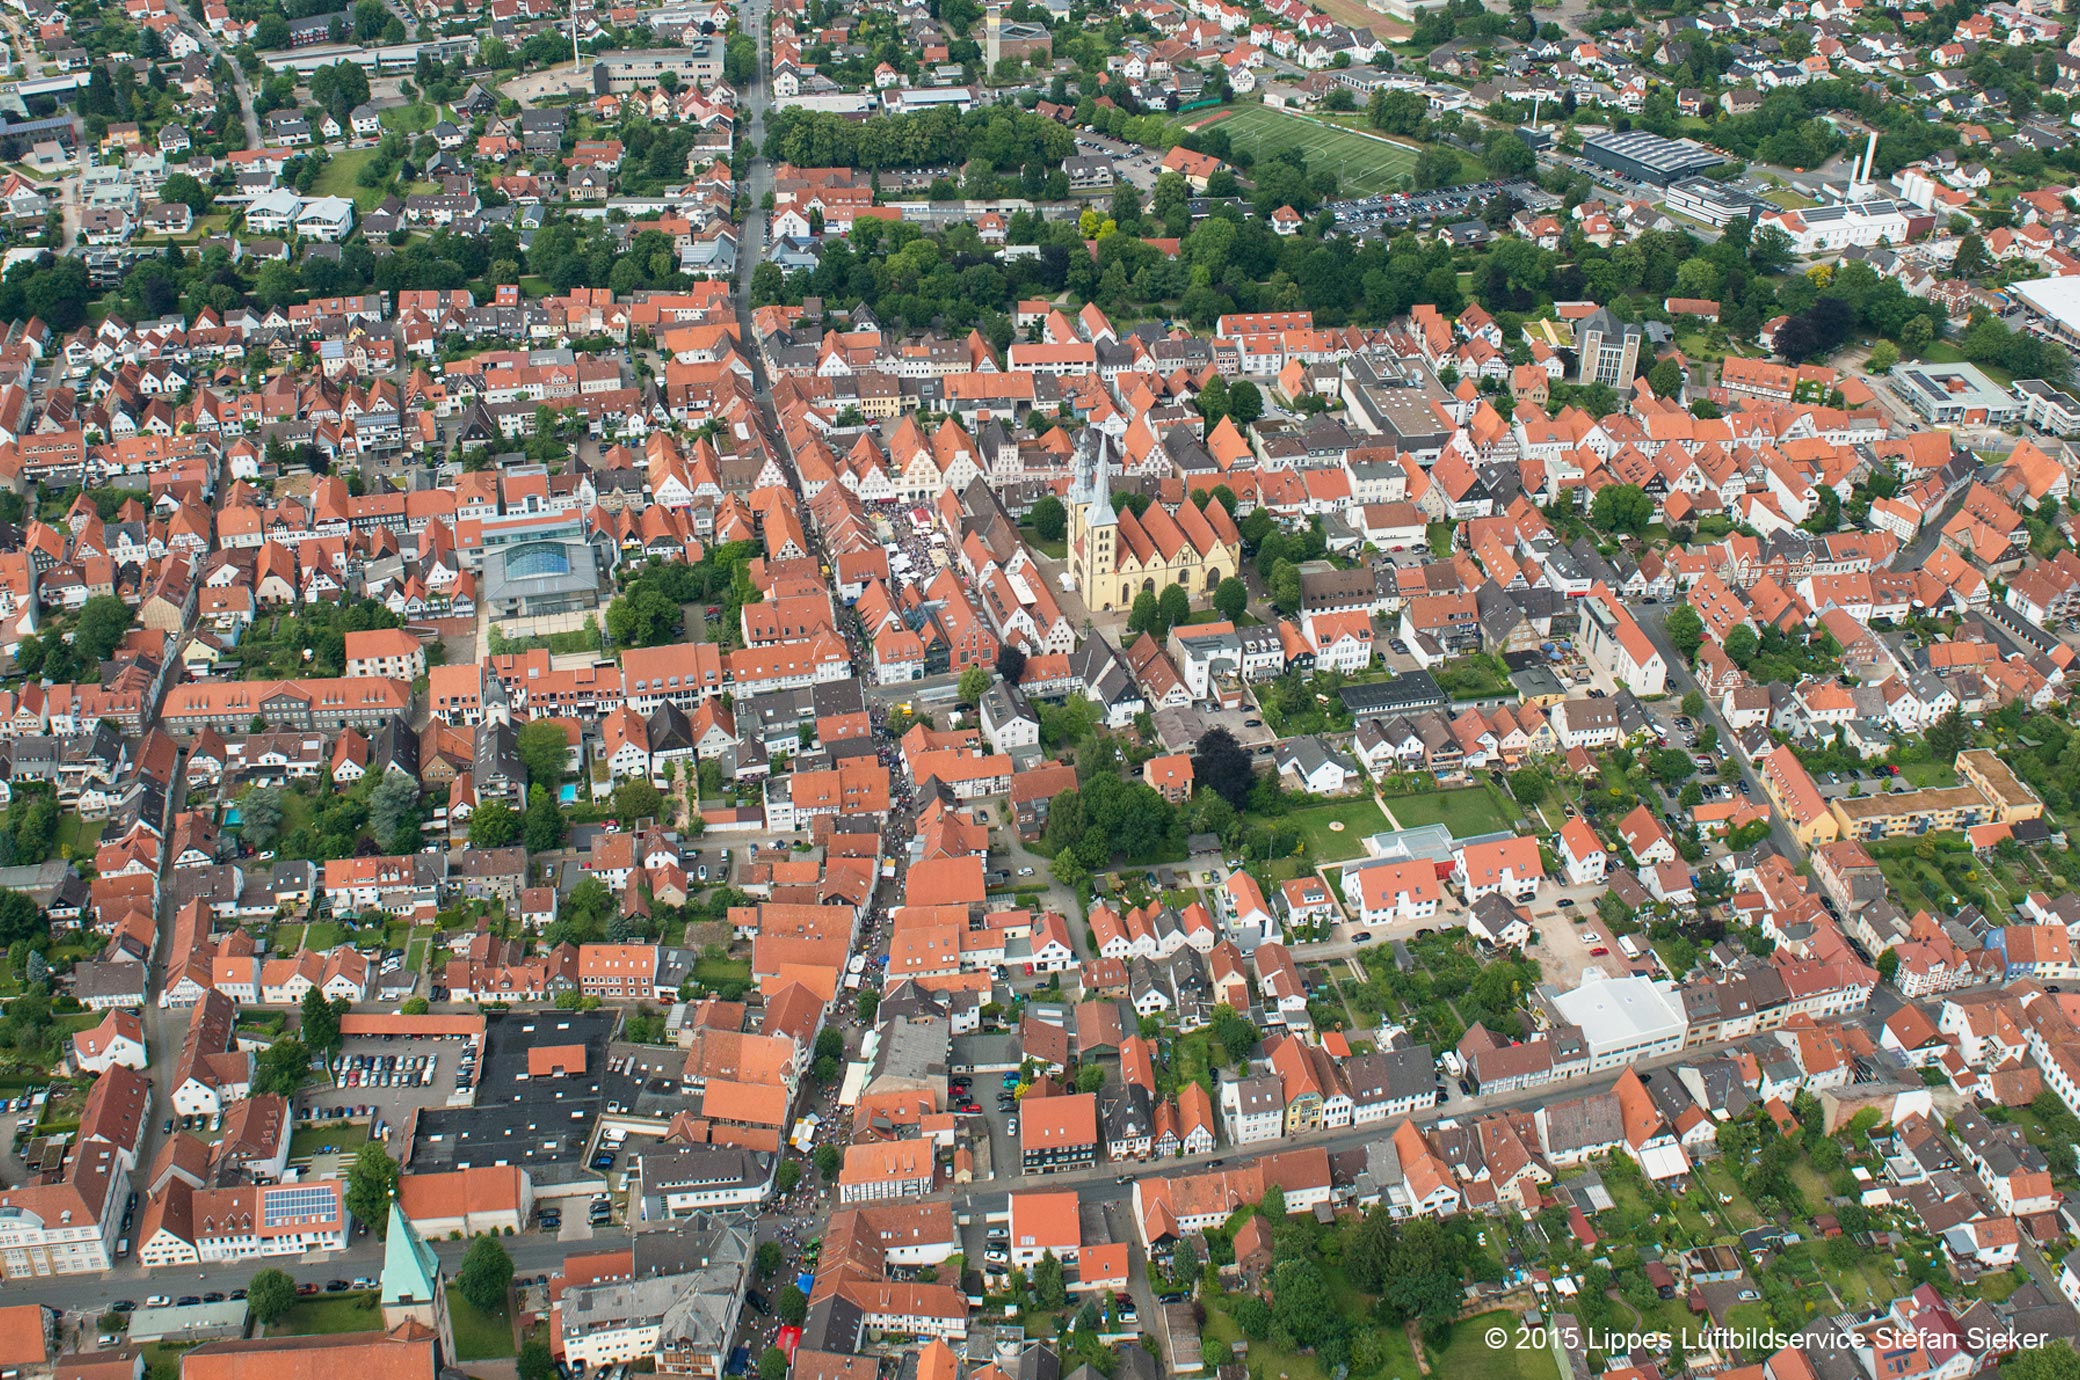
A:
[1085,428,1115,527]
[381,1199,455,1368]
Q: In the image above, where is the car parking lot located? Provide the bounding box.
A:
[304,1032,479,1134]
[1327,178,1554,238]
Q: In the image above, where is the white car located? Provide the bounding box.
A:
[145,1296,171,1308]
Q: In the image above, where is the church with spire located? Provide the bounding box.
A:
[381,1200,456,1369]
[1065,427,1242,615]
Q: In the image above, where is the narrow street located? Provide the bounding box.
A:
[179,14,262,149]
[1631,599,1806,866]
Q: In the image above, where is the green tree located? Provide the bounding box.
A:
[776,1159,801,1193]
[612,778,663,822]
[776,1284,808,1326]
[345,1141,401,1236]
[247,1268,297,1325]
[1157,583,1191,633]
[1482,129,1535,180]
[1268,559,1302,613]
[1128,588,1161,636]
[756,1241,782,1278]
[518,1342,557,1380]
[1591,483,1654,534]
[516,720,571,789]
[1876,947,1900,983]
[1227,380,1264,427]
[1723,623,1759,669]
[1867,340,1900,373]
[1655,607,1705,666]
[251,1036,309,1096]
[239,786,287,850]
[1646,357,1684,399]
[958,664,991,704]
[1030,494,1067,542]
[1210,1004,1258,1064]
[814,1142,841,1179]
[524,785,567,853]
[1033,1249,1068,1309]
[607,584,682,647]
[161,172,213,214]
[1269,1259,1341,1344]
[300,987,344,1057]
[2007,1348,2080,1380]
[759,1349,788,1380]
[369,771,422,853]
[1213,577,1248,622]
[457,1233,515,1311]
[1926,708,1968,760]
[469,799,521,848]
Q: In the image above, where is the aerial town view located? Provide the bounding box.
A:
[18,1,2080,1380]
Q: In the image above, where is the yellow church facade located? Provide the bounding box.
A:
[1066,430,1242,613]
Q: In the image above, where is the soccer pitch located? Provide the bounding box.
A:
[1203,105,1423,197]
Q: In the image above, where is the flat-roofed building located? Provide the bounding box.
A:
[1545,973,1688,1071]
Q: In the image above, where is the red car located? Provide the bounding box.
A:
[1589,946,1610,956]
[958,1101,981,1113]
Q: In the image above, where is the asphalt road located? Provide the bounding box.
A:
[179,15,262,149]
[1631,599,1806,866]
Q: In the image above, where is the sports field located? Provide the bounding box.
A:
[1201,104,1421,197]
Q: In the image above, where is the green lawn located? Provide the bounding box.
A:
[1763,187,1817,210]
[271,923,306,954]
[447,1286,515,1360]
[1202,1299,1339,1380]
[277,1292,383,1335]
[1898,758,1959,789]
[1924,341,2013,387]
[301,921,346,952]
[1428,1312,1561,1380]
[287,1120,368,1161]
[1278,796,1390,862]
[1166,1028,1221,1097]
[55,812,101,857]
[144,1343,199,1380]
[1019,525,1068,560]
[1201,104,1424,197]
[381,102,439,133]
[310,148,389,212]
[1380,784,1520,839]
[693,956,751,986]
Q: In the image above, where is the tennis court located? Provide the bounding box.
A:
[1201,104,1422,197]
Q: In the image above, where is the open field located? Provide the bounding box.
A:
[1430,1312,1563,1380]
[311,149,388,212]
[277,1292,382,1335]
[447,1287,515,1360]
[1279,796,1391,862]
[1383,784,1519,838]
[1307,0,1408,36]
[287,1120,368,1161]
[1200,104,1421,197]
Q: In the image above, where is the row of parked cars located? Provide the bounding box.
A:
[342,1052,436,1089]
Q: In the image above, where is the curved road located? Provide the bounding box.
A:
[179,15,263,150]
